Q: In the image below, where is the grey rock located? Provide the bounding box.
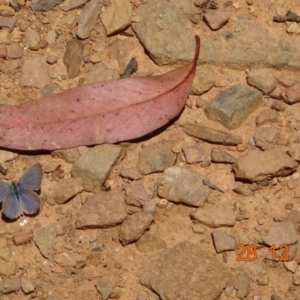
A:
[124,180,149,207]
[95,278,113,300]
[30,0,63,11]
[60,0,88,11]
[233,201,250,221]
[0,16,16,29]
[41,83,61,97]
[182,143,208,164]
[262,221,299,249]
[138,140,177,175]
[270,100,287,111]
[20,56,50,88]
[255,109,278,126]
[71,144,124,193]
[53,177,84,204]
[233,148,298,182]
[203,9,230,31]
[138,241,231,300]
[134,6,300,69]
[84,62,119,84]
[281,82,300,104]
[246,68,277,94]
[135,232,166,252]
[183,123,243,145]
[6,42,24,59]
[21,277,35,294]
[253,126,281,150]
[119,211,153,246]
[0,278,20,294]
[271,294,283,300]
[287,210,300,230]
[0,261,18,276]
[33,224,57,260]
[24,29,40,51]
[235,271,250,299]
[100,0,132,36]
[233,184,254,196]
[211,147,236,164]
[75,189,127,229]
[51,147,80,163]
[59,14,77,29]
[63,40,83,79]
[212,230,236,253]
[204,84,262,130]
[191,65,215,95]
[157,166,209,207]
[77,0,101,39]
[120,167,142,180]
[191,203,235,228]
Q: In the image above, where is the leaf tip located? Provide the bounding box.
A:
[194,35,201,67]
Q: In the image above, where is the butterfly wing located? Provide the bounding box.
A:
[0,181,12,202]
[18,163,43,191]
[18,189,40,215]
[1,186,21,219]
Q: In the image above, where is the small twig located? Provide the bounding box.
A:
[120,57,138,79]
[273,10,300,23]
[202,179,224,193]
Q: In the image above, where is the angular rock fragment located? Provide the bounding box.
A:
[138,241,231,300]
[75,189,127,229]
[262,221,299,249]
[203,9,230,30]
[211,147,236,164]
[135,232,166,252]
[157,166,209,207]
[191,65,215,95]
[138,140,177,175]
[119,211,153,246]
[183,123,242,145]
[212,230,236,253]
[204,84,262,129]
[233,148,298,182]
[246,68,277,93]
[253,126,280,150]
[281,82,300,104]
[255,109,278,126]
[191,203,235,227]
[30,0,63,11]
[63,40,83,78]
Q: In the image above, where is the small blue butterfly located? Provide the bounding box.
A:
[0,163,43,219]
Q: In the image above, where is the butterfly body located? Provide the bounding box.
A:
[0,163,43,219]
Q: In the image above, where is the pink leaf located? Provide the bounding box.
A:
[0,36,200,150]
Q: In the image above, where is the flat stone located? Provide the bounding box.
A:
[281,82,300,104]
[191,65,215,95]
[262,220,299,249]
[100,0,132,36]
[53,177,84,204]
[21,277,35,294]
[204,84,262,130]
[182,143,208,164]
[124,180,149,207]
[20,56,50,88]
[63,40,83,79]
[6,42,24,59]
[75,189,127,229]
[51,147,80,163]
[0,4,15,16]
[183,123,243,145]
[13,231,33,245]
[119,211,153,246]
[212,230,236,253]
[157,166,209,207]
[95,278,113,300]
[211,147,236,164]
[293,266,300,285]
[33,224,57,260]
[135,232,166,252]
[24,29,40,51]
[253,126,281,150]
[0,261,18,276]
[60,0,88,11]
[246,68,277,94]
[71,144,124,193]
[255,109,278,126]
[120,167,142,180]
[30,0,63,11]
[138,140,177,175]
[77,0,101,39]
[270,99,287,111]
[203,9,230,31]
[0,16,16,29]
[235,271,250,299]
[138,241,231,300]
[191,203,235,228]
[284,260,298,273]
[233,201,250,221]
[0,278,20,294]
[233,184,254,196]
[233,148,298,182]
[84,62,119,84]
